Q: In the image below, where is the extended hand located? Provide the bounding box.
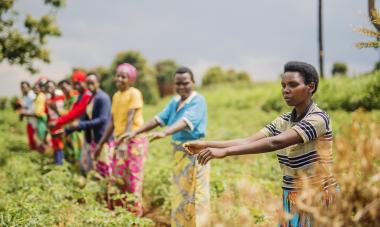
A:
[48,121,57,129]
[93,144,103,160]
[197,147,228,165]
[117,132,137,144]
[183,140,207,155]
[148,131,167,142]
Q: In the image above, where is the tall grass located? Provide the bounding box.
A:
[293,110,380,227]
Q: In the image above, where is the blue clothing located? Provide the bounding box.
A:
[155,92,207,142]
[73,89,111,143]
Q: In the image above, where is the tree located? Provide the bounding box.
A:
[202,66,225,86]
[202,66,252,86]
[331,62,348,76]
[355,1,380,48]
[107,51,158,104]
[155,59,178,97]
[318,0,325,78]
[87,66,112,91]
[0,0,64,73]
[374,60,380,71]
[369,0,380,32]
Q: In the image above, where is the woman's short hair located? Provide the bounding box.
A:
[284,61,319,94]
[174,66,195,82]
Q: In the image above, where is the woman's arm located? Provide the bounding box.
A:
[149,119,187,142]
[197,129,303,165]
[184,131,267,154]
[93,118,114,159]
[97,117,114,147]
[119,118,160,140]
[124,109,136,133]
[207,131,267,148]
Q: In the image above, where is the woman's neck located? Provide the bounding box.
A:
[119,85,130,92]
[180,91,193,101]
[295,99,312,118]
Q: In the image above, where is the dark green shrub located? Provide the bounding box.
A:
[332,62,348,76]
[0,97,7,110]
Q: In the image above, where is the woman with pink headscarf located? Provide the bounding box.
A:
[94,63,148,216]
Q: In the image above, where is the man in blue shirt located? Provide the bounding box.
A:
[65,74,112,176]
[122,66,209,226]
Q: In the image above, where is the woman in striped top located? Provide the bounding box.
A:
[184,61,338,227]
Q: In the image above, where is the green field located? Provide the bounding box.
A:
[1,80,379,226]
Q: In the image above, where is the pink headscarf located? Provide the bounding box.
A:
[116,63,138,82]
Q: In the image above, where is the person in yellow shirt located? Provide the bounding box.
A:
[94,63,148,216]
[22,78,48,153]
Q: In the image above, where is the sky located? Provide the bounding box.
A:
[0,0,379,96]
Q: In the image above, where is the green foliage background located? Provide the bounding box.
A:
[1,74,380,226]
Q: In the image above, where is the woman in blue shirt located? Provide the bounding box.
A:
[122,66,209,227]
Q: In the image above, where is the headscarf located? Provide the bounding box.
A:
[71,70,87,82]
[36,76,48,87]
[116,63,138,82]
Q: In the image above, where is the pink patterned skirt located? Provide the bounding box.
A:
[81,140,114,177]
[107,136,148,216]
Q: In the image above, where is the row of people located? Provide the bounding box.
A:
[18,61,338,227]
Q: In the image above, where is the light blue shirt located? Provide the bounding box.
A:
[155,92,207,142]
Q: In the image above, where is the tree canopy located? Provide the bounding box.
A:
[0,0,65,73]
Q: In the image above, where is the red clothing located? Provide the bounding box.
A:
[27,123,37,150]
[46,90,65,150]
[55,90,92,128]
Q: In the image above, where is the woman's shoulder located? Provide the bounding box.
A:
[279,112,292,121]
[129,87,141,93]
[190,92,206,103]
[308,104,331,121]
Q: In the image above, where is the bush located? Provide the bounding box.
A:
[202,66,252,86]
[261,94,287,113]
[374,60,380,71]
[155,59,178,97]
[0,97,8,110]
[332,62,348,76]
[261,71,380,112]
[202,66,226,86]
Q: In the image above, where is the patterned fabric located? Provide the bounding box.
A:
[34,92,46,119]
[108,137,148,216]
[34,92,47,152]
[155,92,207,142]
[259,102,337,192]
[279,187,338,227]
[63,92,82,162]
[95,141,114,177]
[111,87,144,136]
[46,90,65,151]
[80,140,114,176]
[171,142,210,227]
[64,131,82,162]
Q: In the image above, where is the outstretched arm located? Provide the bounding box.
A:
[184,131,267,154]
[197,129,303,165]
[54,92,92,128]
[93,118,114,159]
[119,118,160,141]
[149,119,187,142]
